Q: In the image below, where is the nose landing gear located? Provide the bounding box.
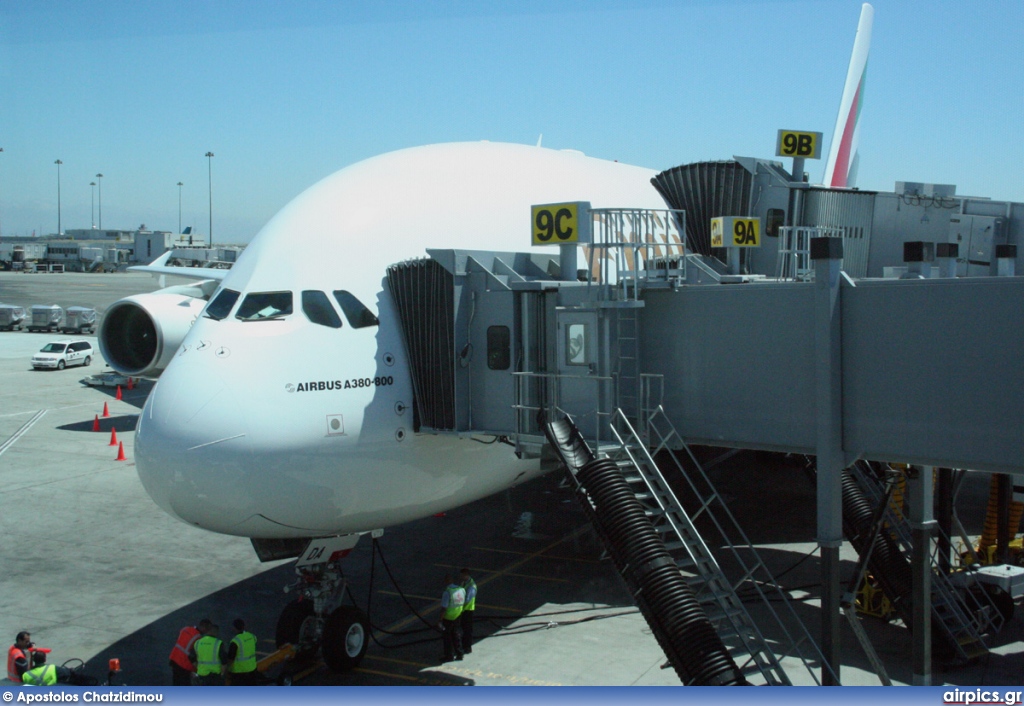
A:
[273,533,376,674]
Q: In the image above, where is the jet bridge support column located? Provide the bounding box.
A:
[813,237,845,686]
[908,465,935,686]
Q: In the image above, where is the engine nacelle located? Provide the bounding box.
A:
[99,290,208,378]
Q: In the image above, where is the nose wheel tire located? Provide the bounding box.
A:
[275,599,316,648]
[322,605,369,672]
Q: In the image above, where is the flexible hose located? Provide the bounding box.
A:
[577,458,747,686]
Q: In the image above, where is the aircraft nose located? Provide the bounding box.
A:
[135,355,254,533]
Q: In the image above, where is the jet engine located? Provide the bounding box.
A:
[99,284,215,378]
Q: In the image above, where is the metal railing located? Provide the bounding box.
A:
[586,208,688,299]
[512,371,618,455]
[775,226,844,281]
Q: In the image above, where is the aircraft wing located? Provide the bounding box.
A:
[128,251,230,282]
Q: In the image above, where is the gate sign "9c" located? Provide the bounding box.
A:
[775,130,823,160]
[531,201,592,246]
[710,217,761,248]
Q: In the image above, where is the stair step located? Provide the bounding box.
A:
[701,601,749,624]
[956,638,989,660]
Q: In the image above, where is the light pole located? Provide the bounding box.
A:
[90,181,96,228]
[55,159,63,236]
[205,152,214,247]
[95,173,103,230]
[177,181,183,235]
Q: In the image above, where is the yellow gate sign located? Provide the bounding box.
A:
[710,218,724,248]
[532,202,591,245]
[775,130,823,159]
[710,217,761,247]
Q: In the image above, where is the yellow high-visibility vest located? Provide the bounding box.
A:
[443,584,466,621]
[194,636,223,676]
[229,632,258,673]
[22,664,57,686]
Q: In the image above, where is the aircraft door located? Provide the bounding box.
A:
[555,310,605,440]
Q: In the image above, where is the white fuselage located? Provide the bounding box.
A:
[135,141,668,538]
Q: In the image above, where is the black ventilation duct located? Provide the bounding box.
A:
[652,161,753,257]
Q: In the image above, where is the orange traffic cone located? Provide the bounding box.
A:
[127,377,134,390]
[115,442,126,461]
[109,428,118,446]
[102,402,110,418]
[116,385,123,401]
[92,415,100,432]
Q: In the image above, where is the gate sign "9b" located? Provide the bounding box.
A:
[531,201,592,246]
[710,217,761,248]
[775,130,823,159]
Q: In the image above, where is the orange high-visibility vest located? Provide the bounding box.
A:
[169,626,201,671]
[7,645,27,683]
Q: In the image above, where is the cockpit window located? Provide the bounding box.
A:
[302,290,342,329]
[333,290,379,328]
[235,291,293,321]
[204,289,240,320]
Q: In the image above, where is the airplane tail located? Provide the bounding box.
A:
[823,3,873,188]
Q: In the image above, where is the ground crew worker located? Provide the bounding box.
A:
[438,574,466,662]
[7,631,33,683]
[226,619,259,685]
[459,568,477,654]
[169,619,211,686]
[21,652,71,686]
[189,623,226,685]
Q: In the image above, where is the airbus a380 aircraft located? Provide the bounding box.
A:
[105,142,666,537]
[100,5,873,671]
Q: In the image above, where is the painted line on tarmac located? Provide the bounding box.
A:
[356,666,464,686]
[445,664,562,686]
[364,654,432,668]
[0,406,42,419]
[472,545,601,564]
[0,396,145,419]
[0,409,47,458]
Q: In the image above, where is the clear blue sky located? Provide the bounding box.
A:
[1,0,1021,243]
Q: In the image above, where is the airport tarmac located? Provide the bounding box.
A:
[1,271,1022,687]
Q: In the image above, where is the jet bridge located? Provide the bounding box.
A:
[386,204,1024,686]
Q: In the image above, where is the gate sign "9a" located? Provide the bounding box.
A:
[531,202,592,246]
[710,217,761,247]
[775,130,823,159]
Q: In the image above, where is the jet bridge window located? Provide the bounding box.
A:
[204,289,240,320]
[302,290,342,328]
[235,291,293,321]
[766,208,785,238]
[487,326,510,370]
[333,290,379,328]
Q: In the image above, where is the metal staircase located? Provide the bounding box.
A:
[606,406,832,685]
[547,403,834,685]
[847,462,1002,660]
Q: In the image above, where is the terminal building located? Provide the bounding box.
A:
[0,226,242,272]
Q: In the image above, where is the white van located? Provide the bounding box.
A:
[31,340,94,370]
